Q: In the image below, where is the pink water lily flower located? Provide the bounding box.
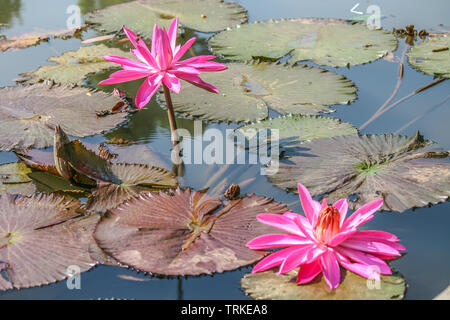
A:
[247,183,406,290]
[98,17,227,109]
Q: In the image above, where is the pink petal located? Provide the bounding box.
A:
[151,23,158,55]
[278,245,326,274]
[328,229,357,247]
[341,199,384,231]
[162,72,181,94]
[246,234,311,250]
[296,261,322,284]
[173,37,196,62]
[135,75,162,109]
[170,66,201,76]
[320,250,341,290]
[335,252,382,281]
[293,216,317,241]
[123,27,154,66]
[181,61,227,72]
[349,230,400,243]
[321,198,328,209]
[102,55,148,69]
[177,55,217,64]
[251,247,300,273]
[340,239,402,257]
[167,17,179,51]
[297,183,321,226]
[256,214,306,237]
[332,198,349,226]
[98,70,149,85]
[335,246,392,275]
[177,73,218,93]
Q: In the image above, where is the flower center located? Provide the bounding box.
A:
[314,206,341,244]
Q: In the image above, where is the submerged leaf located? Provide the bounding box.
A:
[87,0,248,38]
[0,194,98,290]
[210,18,397,67]
[0,163,36,196]
[408,36,450,78]
[94,188,288,276]
[0,84,129,151]
[237,115,358,141]
[241,269,406,300]
[57,140,178,211]
[159,63,357,123]
[20,44,134,85]
[269,132,450,212]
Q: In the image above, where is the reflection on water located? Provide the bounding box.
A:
[0,0,449,300]
[0,0,22,30]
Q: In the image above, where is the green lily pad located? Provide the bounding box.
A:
[241,268,406,300]
[0,163,36,196]
[94,188,288,276]
[268,132,450,212]
[86,0,248,38]
[56,140,178,212]
[159,62,357,123]
[0,194,99,290]
[209,18,397,67]
[0,84,129,151]
[408,36,450,78]
[236,115,358,141]
[21,44,134,85]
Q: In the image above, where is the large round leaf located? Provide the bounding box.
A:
[87,0,248,38]
[209,18,397,67]
[56,140,178,212]
[159,63,357,123]
[236,115,358,141]
[241,269,406,300]
[408,36,450,78]
[0,163,36,196]
[0,194,99,290]
[21,44,134,85]
[94,188,288,276]
[269,132,450,212]
[0,84,129,151]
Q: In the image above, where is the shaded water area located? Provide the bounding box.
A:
[0,0,449,299]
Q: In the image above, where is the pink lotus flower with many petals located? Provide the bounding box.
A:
[98,17,227,109]
[247,183,406,290]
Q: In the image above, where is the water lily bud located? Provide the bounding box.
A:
[315,206,341,244]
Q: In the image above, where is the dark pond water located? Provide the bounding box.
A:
[0,0,449,300]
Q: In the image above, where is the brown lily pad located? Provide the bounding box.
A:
[0,84,129,151]
[269,132,450,212]
[0,194,99,290]
[94,188,288,276]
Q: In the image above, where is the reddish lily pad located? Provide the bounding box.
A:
[94,188,288,276]
[0,194,99,290]
[269,132,450,212]
[56,140,178,212]
[0,84,129,151]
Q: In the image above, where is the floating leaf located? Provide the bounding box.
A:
[87,0,248,38]
[159,63,357,123]
[56,140,178,211]
[94,188,288,276]
[0,194,98,290]
[0,84,129,151]
[209,18,397,67]
[269,132,450,212]
[0,163,36,196]
[20,44,134,85]
[237,115,358,141]
[408,36,450,78]
[241,269,406,300]
[106,143,172,170]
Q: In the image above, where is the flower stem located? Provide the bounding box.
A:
[163,84,179,148]
[163,84,183,175]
